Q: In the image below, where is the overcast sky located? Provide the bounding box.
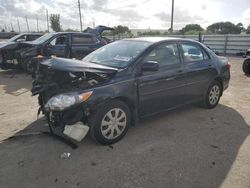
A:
[0,0,250,32]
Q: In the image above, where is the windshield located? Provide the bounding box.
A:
[31,33,54,44]
[83,40,152,68]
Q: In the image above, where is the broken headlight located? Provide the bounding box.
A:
[45,91,93,111]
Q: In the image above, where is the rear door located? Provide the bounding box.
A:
[179,41,217,101]
[71,34,101,59]
[138,42,186,116]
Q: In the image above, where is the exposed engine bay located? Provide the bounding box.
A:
[31,57,117,142]
[32,60,113,112]
[1,42,34,69]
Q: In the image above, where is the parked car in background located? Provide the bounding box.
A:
[32,37,231,145]
[0,26,113,72]
[243,58,250,74]
[244,48,250,58]
[0,33,43,69]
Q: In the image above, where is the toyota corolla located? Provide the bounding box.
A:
[32,37,230,145]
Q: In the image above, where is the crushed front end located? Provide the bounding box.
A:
[0,42,34,70]
[31,57,117,142]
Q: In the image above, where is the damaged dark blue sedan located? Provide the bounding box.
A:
[32,37,230,145]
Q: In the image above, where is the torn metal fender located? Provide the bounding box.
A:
[0,42,19,50]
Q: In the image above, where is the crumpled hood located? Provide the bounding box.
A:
[0,41,17,50]
[0,41,34,50]
[41,57,118,74]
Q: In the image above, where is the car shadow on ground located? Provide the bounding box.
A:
[0,104,249,188]
[0,70,31,95]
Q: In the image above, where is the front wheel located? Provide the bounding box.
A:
[89,100,131,145]
[203,80,222,109]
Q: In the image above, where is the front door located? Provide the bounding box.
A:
[138,42,186,116]
[46,34,69,57]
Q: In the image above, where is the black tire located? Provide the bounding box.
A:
[203,80,222,109]
[0,52,3,65]
[243,59,250,74]
[89,100,131,145]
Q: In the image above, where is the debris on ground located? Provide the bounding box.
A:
[210,145,219,149]
[60,152,71,159]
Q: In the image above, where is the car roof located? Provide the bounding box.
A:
[20,33,43,35]
[123,37,198,43]
[52,32,94,36]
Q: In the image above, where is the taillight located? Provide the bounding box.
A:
[227,63,231,70]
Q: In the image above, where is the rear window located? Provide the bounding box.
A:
[180,42,210,63]
[72,35,95,44]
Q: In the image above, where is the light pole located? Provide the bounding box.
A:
[25,16,30,32]
[78,0,83,32]
[46,9,49,32]
[17,18,21,32]
[36,16,39,32]
[170,0,174,33]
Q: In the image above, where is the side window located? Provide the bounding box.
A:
[72,35,95,44]
[15,35,26,41]
[181,43,210,63]
[50,35,67,46]
[27,35,40,41]
[144,43,180,67]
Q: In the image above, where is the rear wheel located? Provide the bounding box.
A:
[243,59,250,74]
[0,52,3,65]
[89,100,131,145]
[203,80,222,109]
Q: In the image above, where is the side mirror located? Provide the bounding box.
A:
[141,61,159,72]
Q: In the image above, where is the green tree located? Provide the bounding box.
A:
[64,28,79,32]
[50,14,62,32]
[246,25,250,34]
[113,25,132,36]
[207,22,241,34]
[184,30,204,35]
[179,24,204,34]
[139,30,161,36]
[236,22,245,32]
[102,30,113,36]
